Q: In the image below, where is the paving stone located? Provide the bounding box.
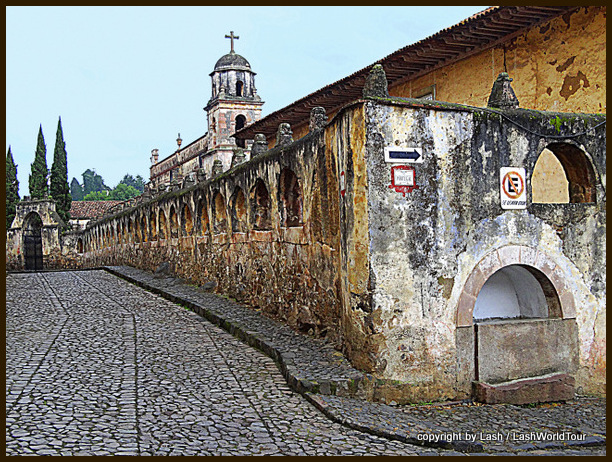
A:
[5,269,606,456]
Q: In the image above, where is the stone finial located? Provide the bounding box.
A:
[196,168,207,183]
[212,159,224,176]
[231,148,246,168]
[309,107,328,132]
[150,149,159,164]
[276,123,293,147]
[487,72,520,109]
[183,172,197,188]
[362,64,389,98]
[251,133,268,157]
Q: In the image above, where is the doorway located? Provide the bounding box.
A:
[23,213,44,270]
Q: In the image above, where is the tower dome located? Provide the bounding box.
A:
[214,51,252,72]
[208,36,258,102]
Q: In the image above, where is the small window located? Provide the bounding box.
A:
[236,81,244,97]
[413,84,435,100]
[531,149,569,203]
[235,115,247,148]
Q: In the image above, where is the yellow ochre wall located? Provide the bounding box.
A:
[391,6,606,114]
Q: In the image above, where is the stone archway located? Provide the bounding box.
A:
[456,245,578,403]
[23,212,44,270]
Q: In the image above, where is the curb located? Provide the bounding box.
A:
[304,394,486,453]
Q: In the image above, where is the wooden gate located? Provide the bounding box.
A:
[23,213,44,271]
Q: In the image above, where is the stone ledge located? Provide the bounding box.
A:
[473,373,575,405]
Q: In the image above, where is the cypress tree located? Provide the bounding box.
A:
[28,125,49,199]
[70,177,84,201]
[50,117,72,225]
[6,146,20,228]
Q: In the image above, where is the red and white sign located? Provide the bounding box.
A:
[500,167,526,209]
[340,171,346,197]
[389,165,419,196]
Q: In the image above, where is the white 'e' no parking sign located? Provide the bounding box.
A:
[500,167,527,210]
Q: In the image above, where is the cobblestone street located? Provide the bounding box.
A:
[6,270,605,456]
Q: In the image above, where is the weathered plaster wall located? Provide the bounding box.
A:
[361,98,605,400]
[391,6,606,114]
[328,104,380,373]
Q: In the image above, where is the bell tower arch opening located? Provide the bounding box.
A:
[235,115,247,148]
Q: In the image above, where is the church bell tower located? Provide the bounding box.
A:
[204,31,264,171]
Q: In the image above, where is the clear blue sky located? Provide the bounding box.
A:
[6,6,488,197]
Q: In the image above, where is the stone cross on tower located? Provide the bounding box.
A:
[225,31,239,52]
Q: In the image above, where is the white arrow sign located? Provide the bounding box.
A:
[384,147,424,163]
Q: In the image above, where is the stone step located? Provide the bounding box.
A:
[473,372,575,405]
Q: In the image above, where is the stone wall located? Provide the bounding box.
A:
[80,127,346,346]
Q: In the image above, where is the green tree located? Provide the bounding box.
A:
[119,174,145,193]
[28,125,49,199]
[83,190,110,201]
[70,177,84,201]
[82,168,109,196]
[49,117,71,226]
[109,183,140,201]
[6,146,20,228]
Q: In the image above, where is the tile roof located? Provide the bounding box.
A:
[69,200,125,219]
[235,5,579,140]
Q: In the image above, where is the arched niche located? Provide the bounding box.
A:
[169,205,179,239]
[230,187,247,233]
[212,191,228,234]
[456,246,575,328]
[279,168,303,227]
[250,179,272,230]
[159,209,167,240]
[181,203,194,236]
